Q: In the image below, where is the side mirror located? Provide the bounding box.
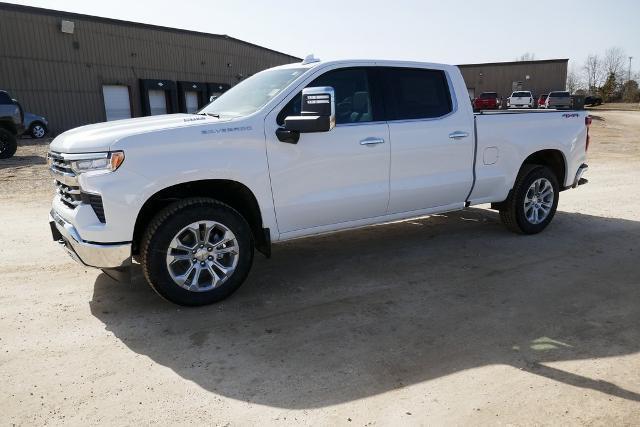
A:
[209,95,217,103]
[284,87,335,134]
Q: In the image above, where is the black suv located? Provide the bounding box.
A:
[0,90,25,159]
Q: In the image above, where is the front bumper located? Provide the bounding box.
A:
[49,209,131,269]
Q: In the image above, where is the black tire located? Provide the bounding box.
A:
[499,165,559,234]
[30,122,47,139]
[0,128,18,159]
[140,198,254,306]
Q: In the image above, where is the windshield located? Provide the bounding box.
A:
[480,92,497,99]
[549,91,570,97]
[199,67,306,118]
[512,92,531,97]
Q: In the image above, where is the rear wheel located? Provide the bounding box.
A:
[30,122,47,139]
[0,128,18,159]
[140,198,254,306]
[499,165,559,234]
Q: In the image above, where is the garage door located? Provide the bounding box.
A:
[102,85,131,121]
[149,90,167,115]
[185,91,199,113]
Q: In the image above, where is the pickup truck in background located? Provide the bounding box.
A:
[508,91,534,109]
[546,91,572,109]
[0,90,24,159]
[48,58,590,306]
[473,92,501,111]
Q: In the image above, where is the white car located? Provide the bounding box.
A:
[508,91,534,108]
[48,57,590,306]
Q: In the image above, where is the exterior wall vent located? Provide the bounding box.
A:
[61,20,75,34]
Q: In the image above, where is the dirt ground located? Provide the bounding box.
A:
[1,111,639,425]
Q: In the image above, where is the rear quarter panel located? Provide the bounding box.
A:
[470,111,587,204]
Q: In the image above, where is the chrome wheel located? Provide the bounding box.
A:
[32,125,45,139]
[165,220,239,292]
[524,178,554,224]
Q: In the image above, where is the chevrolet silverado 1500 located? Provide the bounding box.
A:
[48,58,590,305]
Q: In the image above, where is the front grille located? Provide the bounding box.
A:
[48,151,76,177]
[55,180,82,209]
[48,151,106,223]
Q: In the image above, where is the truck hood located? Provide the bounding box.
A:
[49,114,228,153]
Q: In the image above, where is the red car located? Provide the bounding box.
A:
[473,92,501,110]
[537,94,548,108]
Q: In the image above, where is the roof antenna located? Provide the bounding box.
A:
[301,54,321,65]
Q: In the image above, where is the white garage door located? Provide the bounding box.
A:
[102,85,131,121]
[185,91,199,113]
[148,90,167,115]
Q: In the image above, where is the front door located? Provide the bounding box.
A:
[265,67,390,235]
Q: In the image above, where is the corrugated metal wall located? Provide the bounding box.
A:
[0,4,299,134]
[459,60,568,99]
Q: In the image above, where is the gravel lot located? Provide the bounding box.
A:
[1,111,639,425]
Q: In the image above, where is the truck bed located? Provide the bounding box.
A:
[468,109,588,206]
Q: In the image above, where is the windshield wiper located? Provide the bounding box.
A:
[199,112,220,118]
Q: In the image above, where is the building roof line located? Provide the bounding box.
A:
[458,58,569,68]
[0,2,301,61]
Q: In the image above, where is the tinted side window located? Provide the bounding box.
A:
[277,68,374,125]
[382,68,452,120]
[0,92,12,104]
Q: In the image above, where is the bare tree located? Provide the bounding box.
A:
[516,52,535,61]
[583,54,604,92]
[603,47,626,82]
[566,66,582,93]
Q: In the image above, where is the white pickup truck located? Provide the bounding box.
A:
[48,58,590,306]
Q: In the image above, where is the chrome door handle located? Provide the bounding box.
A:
[449,131,469,140]
[360,137,385,146]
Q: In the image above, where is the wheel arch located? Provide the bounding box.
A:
[491,149,567,211]
[132,179,270,258]
[520,149,567,187]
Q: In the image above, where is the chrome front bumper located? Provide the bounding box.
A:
[49,209,131,269]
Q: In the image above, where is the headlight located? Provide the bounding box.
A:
[68,151,125,174]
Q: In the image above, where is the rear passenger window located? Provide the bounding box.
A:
[382,68,452,120]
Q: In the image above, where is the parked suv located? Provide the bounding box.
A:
[473,92,501,111]
[584,95,603,106]
[22,111,48,139]
[546,91,572,109]
[0,90,24,159]
[507,91,534,108]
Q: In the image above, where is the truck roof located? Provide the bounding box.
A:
[272,58,456,72]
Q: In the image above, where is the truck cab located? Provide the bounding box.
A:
[48,58,590,305]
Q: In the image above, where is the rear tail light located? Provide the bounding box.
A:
[585,116,592,151]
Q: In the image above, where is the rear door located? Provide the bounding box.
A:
[382,67,474,213]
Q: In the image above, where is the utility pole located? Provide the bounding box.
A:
[629,56,633,83]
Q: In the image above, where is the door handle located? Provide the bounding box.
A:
[360,137,385,146]
[448,131,470,140]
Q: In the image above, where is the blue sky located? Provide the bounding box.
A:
[7,0,640,71]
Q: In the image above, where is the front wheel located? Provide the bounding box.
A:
[499,165,559,234]
[140,198,254,306]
